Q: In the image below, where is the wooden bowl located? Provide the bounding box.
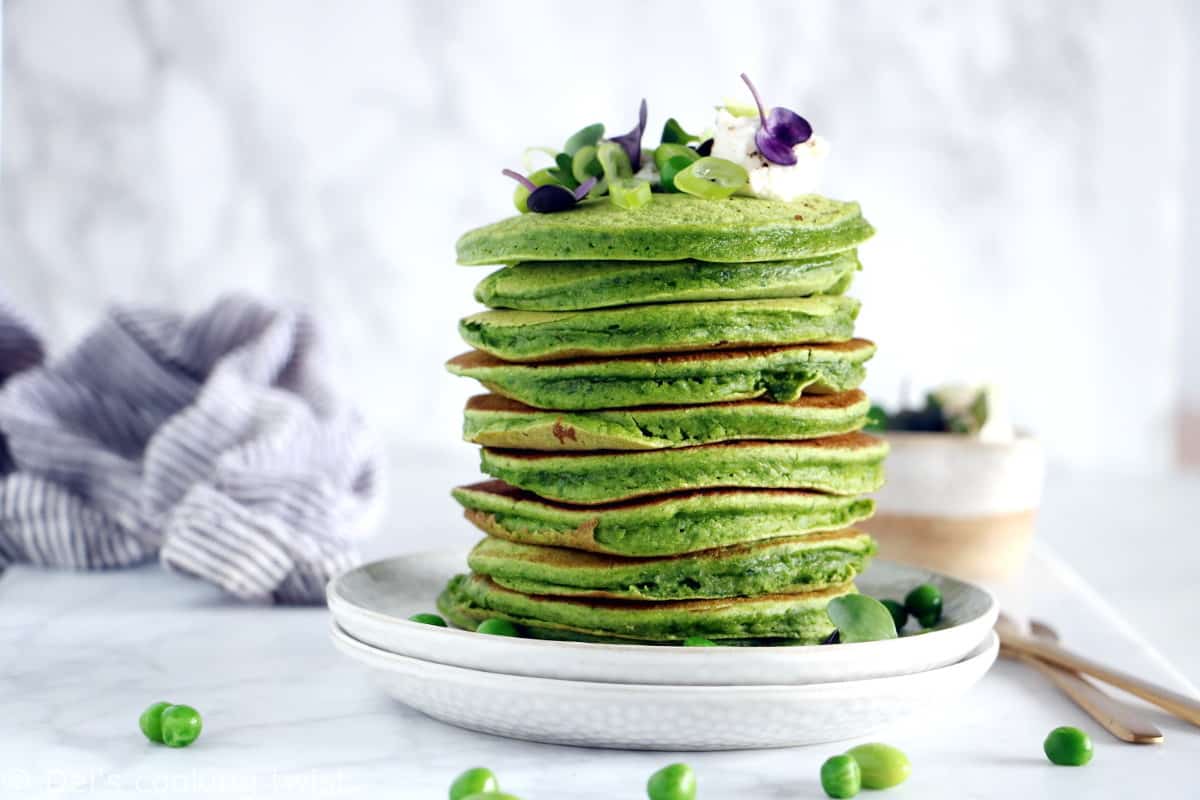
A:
[862,432,1044,581]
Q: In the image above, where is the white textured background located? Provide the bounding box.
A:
[3,0,1198,494]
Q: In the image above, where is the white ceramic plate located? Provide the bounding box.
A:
[333,623,998,750]
[327,548,997,686]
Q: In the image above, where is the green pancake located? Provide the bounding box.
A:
[478,432,888,505]
[446,339,875,410]
[473,251,859,311]
[459,296,859,362]
[456,194,874,265]
[467,530,876,601]
[454,481,877,556]
[437,573,849,644]
[462,391,870,450]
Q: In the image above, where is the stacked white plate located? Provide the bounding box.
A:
[327,549,998,750]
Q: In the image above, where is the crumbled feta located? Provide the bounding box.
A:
[709,109,829,201]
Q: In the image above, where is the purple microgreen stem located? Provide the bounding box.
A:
[573,176,598,200]
[501,168,537,192]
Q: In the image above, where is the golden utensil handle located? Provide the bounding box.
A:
[1005,647,1163,743]
[1001,632,1200,728]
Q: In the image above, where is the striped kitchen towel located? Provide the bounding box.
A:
[0,294,381,603]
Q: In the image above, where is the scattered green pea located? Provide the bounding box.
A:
[845,743,911,789]
[683,636,717,647]
[138,701,172,743]
[159,704,203,748]
[646,763,696,800]
[880,599,908,631]
[476,619,520,637]
[820,754,862,798]
[1043,726,1093,766]
[826,595,898,643]
[904,583,943,628]
[409,613,448,627]
[450,767,500,800]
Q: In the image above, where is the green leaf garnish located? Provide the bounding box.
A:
[661,118,699,145]
[571,145,604,184]
[547,152,579,189]
[563,123,604,157]
[596,141,633,182]
[826,595,899,643]
[654,144,700,193]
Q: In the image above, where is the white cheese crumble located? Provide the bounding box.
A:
[709,109,829,201]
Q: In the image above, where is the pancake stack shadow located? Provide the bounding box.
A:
[440,194,886,645]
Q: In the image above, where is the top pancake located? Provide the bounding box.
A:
[456,194,875,265]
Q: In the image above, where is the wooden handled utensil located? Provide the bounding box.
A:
[997,617,1200,729]
[1006,619,1163,743]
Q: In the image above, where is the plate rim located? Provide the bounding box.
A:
[327,548,998,658]
[331,620,1000,695]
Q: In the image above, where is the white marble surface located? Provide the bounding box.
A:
[1,471,1199,799]
[3,0,1199,471]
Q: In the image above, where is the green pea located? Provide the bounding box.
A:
[826,595,898,643]
[1043,726,1093,766]
[820,754,862,798]
[683,636,717,647]
[409,613,447,627]
[845,743,910,789]
[904,583,943,628]
[449,767,499,800]
[159,704,203,748]
[881,599,908,631]
[646,763,696,800]
[138,701,172,743]
[476,619,520,637]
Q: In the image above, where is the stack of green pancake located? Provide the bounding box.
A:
[440,193,886,645]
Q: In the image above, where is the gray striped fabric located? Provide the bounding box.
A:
[0,294,380,603]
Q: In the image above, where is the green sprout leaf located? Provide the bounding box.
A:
[661,118,699,145]
[827,595,899,643]
[563,123,604,157]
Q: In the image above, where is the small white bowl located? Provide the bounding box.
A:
[327,549,997,686]
[863,432,1045,581]
[332,623,998,750]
